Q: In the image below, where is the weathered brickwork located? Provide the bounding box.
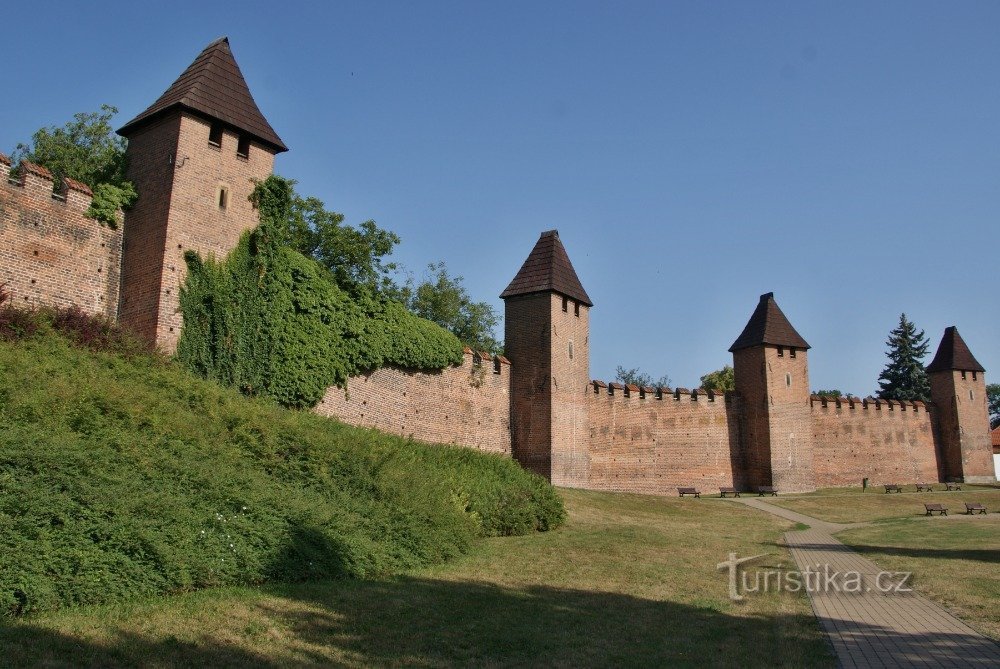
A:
[315,350,511,455]
[929,369,995,483]
[120,113,275,351]
[0,157,121,318]
[810,397,939,487]
[586,387,741,494]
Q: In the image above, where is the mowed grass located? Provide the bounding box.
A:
[0,489,834,668]
[837,515,1000,640]
[767,486,1000,523]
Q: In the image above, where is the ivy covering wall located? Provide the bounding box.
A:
[176,177,463,408]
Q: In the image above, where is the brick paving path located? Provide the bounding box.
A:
[736,497,1000,668]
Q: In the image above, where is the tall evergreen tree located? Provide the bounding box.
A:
[876,314,931,401]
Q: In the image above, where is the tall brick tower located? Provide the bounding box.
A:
[927,327,995,483]
[730,293,816,492]
[501,230,592,486]
[116,37,287,351]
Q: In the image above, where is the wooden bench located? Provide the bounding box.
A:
[965,503,987,515]
[945,482,962,491]
[719,487,740,498]
[924,503,947,516]
[677,487,701,498]
[884,484,903,493]
[757,486,777,496]
[915,483,934,492]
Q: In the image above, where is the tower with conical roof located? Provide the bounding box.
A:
[730,293,816,492]
[501,230,592,485]
[116,37,287,351]
[927,327,995,483]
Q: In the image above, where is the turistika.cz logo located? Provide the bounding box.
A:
[717,553,913,602]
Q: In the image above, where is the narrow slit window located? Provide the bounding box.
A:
[562,296,568,312]
[961,371,967,380]
[237,135,250,159]
[777,346,784,357]
[574,301,580,317]
[972,371,977,381]
[209,123,223,147]
[790,348,796,359]
[493,357,501,374]
[785,373,791,387]
[970,389,974,401]
[568,340,574,360]
[217,186,229,210]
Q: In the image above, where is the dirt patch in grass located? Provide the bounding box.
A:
[0,489,834,668]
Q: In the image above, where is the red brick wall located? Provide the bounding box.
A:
[505,293,554,477]
[121,112,275,352]
[0,159,121,318]
[810,397,939,486]
[314,351,511,455]
[586,387,741,495]
[549,294,590,488]
[930,370,995,483]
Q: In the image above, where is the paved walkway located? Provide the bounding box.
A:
[735,497,1000,668]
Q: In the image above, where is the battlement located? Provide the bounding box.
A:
[591,380,730,403]
[462,347,511,375]
[2,158,97,216]
[810,395,931,413]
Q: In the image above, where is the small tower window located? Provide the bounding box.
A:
[970,389,974,401]
[972,371,977,381]
[785,373,791,387]
[777,346,784,357]
[562,296,568,312]
[961,371,967,380]
[237,135,250,159]
[493,357,501,374]
[574,301,580,317]
[209,123,223,147]
[217,185,229,210]
[568,340,574,360]
[790,348,796,359]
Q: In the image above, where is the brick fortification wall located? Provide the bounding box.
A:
[810,397,939,487]
[0,157,121,318]
[315,350,511,455]
[585,385,742,494]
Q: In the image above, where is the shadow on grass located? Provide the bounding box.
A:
[0,576,835,668]
[842,544,1000,564]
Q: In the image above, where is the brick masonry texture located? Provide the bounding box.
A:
[0,160,121,318]
[314,351,511,455]
[120,113,275,351]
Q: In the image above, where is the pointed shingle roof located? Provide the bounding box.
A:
[500,230,592,306]
[729,292,810,352]
[118,37,287,152]
[926,326,985,373]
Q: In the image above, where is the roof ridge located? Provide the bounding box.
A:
[729,292,810,352]
[500,230,592,306]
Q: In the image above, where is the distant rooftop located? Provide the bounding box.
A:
[729,292,810,352]
[118,37,287,153]
[500,230,592,306]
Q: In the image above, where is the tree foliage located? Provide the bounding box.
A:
[987,383,1000,430]
[813,389,843,398]
[614,366,671,388]
[876,314,931,402]
[282,189,400,296]
[394,262,502,354]
[177,176,462,408]
[699,365,735,392]
[12,104,136,227]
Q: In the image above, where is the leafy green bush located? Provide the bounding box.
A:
[0,333,563,616]
[177,176,463,408]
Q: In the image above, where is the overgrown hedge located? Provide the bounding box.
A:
[0,332,564,616]
[177,176,463,408]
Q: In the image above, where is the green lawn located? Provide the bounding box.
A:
[0,489,834,668]
[767,486,1000,523]
[837,516,1000,640]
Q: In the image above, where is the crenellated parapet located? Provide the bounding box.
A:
[0,157,121,318]
[809,395,931,414]
[591,380,731,404]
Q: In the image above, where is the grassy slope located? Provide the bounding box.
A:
[768,487,1000,523]
[0,490,833,668]
[0,334,562,616]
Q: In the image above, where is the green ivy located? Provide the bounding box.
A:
[177,176,463,408]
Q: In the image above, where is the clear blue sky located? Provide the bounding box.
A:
[4,1,997,393]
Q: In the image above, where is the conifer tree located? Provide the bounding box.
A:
[876,314,931,401]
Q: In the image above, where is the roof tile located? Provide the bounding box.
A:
[729,292,810,352]
[926,326,985,373]
[500,230,592,306]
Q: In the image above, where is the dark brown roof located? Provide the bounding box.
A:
[729,292,810,352]
[118,37,287,153]
[926,326,985,373]
[500,230,593,306]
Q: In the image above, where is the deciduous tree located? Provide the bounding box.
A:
[615,366,671,388]
[700,366,735,392]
